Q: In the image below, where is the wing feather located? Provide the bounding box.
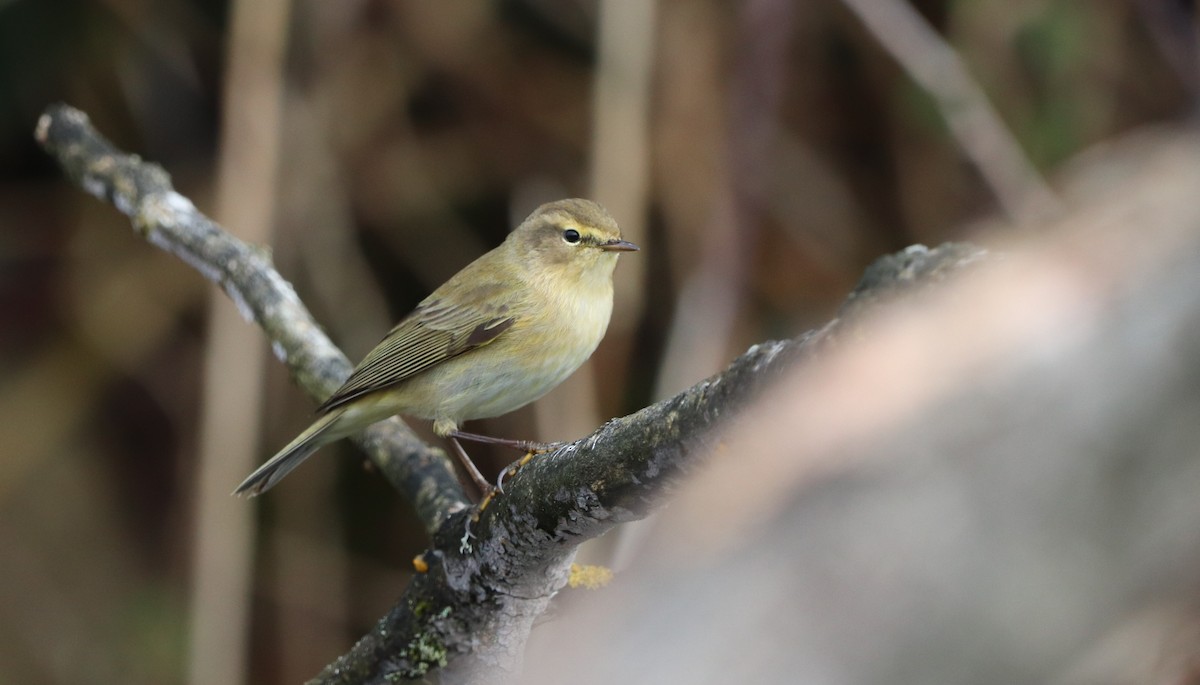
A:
[316,280,518,414]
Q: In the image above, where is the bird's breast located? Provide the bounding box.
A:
[495,279,613,397]
[403,281,614,424]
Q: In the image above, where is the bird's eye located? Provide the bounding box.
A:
[562,229,581,244]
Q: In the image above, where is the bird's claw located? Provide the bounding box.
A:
[494,465,516,493]
[496,451,538,492]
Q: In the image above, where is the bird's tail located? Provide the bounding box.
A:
[233,410,343,497]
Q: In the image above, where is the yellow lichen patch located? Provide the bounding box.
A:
[412,554,429,573]
[568,563,614,590]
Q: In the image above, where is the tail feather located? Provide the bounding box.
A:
[233,411,342,497]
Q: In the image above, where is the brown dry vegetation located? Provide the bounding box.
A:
[1,1,1197,683]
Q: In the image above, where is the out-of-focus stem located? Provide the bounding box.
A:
[186,0,291,683]
[840,0,1061,224]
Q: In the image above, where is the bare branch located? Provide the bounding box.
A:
[34,104,469,531]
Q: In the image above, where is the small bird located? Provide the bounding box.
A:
[234,199,637,497]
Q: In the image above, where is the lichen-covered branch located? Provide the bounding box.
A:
[313,339,803,684]
[36,103,987,684]
[311,243,987,684]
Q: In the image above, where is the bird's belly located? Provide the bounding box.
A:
[455,345,586,418]
[396,283,612,426]
[398,337,594,424]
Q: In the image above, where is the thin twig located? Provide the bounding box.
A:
[840,0,1061,224]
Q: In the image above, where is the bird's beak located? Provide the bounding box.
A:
[599,238,640,252]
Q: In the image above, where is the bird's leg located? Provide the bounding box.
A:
[452,437,496,551]
[448,429,563,454]
[449,437,493,499]
[448,429,565,493]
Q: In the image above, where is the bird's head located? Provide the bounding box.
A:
[509,199,638,283]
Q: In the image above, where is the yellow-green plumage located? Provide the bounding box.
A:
[234,198,636,496]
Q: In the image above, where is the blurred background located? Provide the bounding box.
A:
[0,0,1195,683]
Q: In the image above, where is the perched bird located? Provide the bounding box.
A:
[234,199,637,497]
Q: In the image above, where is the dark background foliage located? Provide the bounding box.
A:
[0,0,1193,683]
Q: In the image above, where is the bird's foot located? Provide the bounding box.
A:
[474,487,498,516]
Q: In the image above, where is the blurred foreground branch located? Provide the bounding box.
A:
[524,126,1200,684]
[36,103,990,682]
